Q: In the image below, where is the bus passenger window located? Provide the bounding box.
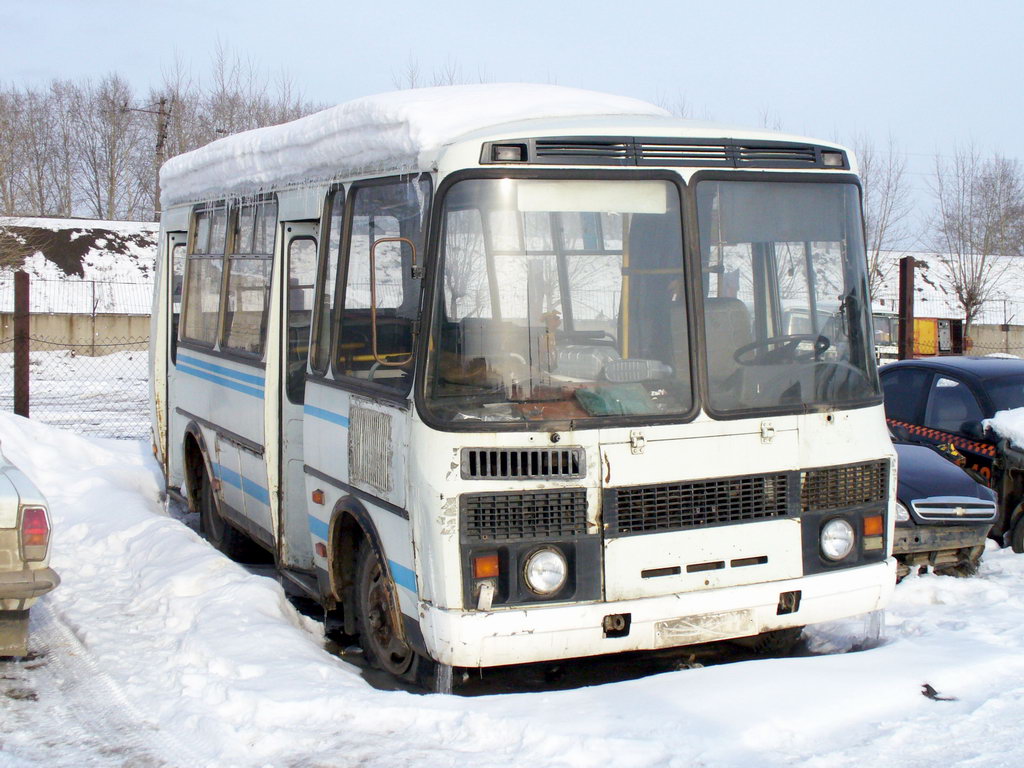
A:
[222,199,277,357]
[181,205,227,346]
[287,237,317,403]
[311,190,344,375]
[335,176,431,394]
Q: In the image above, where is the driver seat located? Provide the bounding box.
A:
[704,297,752,394]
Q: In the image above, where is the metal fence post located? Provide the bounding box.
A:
[13,271,29,417]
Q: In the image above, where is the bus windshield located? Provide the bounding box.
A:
[697,180,879,414]
[424,177,692,425]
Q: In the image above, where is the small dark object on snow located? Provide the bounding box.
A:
[921,683,957,701]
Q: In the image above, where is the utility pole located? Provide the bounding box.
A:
[122,97,172,219]
[898,256,915,360]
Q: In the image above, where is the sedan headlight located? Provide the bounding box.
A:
[523,547,568,595]
[821,518,856,561]
[895,502,910,523]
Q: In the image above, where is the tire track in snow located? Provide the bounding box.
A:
[0,601,216,767]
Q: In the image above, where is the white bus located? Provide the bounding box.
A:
[150,84,896,686]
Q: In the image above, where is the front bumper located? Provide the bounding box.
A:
[893,525,989,557]
[0,567,60,610]
[419,559,896,668]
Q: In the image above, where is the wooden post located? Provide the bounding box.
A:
[13,271,29,417]
[897,256,915,360]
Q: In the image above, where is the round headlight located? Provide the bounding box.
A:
[895,502,910,523]
[523,547,568,595]
[821,518,856,561]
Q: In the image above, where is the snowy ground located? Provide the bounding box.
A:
[2,413,1024,767]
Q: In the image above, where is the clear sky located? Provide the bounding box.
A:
[3,0,1023,240]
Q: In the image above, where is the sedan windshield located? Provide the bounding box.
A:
[696,180,880,414]
[424,178,692,425]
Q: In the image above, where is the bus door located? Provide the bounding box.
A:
[279,221,319,569]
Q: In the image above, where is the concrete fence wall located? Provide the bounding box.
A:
[0,313,149,355]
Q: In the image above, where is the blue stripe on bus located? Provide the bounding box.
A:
[212,461,271,506]
[303,404,350,427]
[178,354,266,387]
[388,560,418,594]
[177,363,265,400]
[307,517,415,594]
[308,515,329,541]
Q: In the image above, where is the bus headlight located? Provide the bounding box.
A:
[820,518,855,561]
[895,502,910,523]
[523,547,568,595]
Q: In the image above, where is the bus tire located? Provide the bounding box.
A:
[198,464,252,561]
[355,543,431,684]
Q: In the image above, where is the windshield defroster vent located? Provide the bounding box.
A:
[461,447,585,480]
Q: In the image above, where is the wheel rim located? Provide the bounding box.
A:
[361,556,414,677]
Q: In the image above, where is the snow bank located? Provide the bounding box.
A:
[985,407,1024,448]
[5,412,1024,766]
[159,84,669,207]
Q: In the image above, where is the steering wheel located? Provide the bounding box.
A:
[733,334,831,365]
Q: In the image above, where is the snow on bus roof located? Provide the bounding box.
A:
[159,84,669,208]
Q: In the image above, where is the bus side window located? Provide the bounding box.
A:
[222,199,276,357]
[334,176,431,394]
[181,205,226,346]
[170,238,186,362]
[311,189,344,375]
[286,237,318,403]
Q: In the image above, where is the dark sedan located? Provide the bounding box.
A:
[880,356,1024,549]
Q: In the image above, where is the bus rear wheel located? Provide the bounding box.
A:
[197,464,252,561]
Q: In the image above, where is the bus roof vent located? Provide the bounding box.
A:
[461,447,585,480]
[636,140,733,166]
[533,138,636,165]
[736,143,821,167]
[482,137,846,169]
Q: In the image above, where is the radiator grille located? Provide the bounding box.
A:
[462,489,588,541]
[800,460,889,512]
[605,473,790,536]
[461,447,584,480]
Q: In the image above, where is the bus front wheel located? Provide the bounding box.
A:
[355,543,418,679]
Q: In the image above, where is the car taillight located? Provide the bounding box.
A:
[21,506,49,561]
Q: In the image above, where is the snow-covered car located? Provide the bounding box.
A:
[0,444,59,656]
[881,356,1024,549]
[892,438,997,579]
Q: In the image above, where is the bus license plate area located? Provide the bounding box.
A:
[654,608,757,647]
[603,519,803,601]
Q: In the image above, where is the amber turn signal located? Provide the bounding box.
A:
[311,489,325,505]
[473,553,500,579]
[863,515,884,537]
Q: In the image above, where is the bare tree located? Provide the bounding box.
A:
[932,144,1024,334]
[75,74,148,219]
[853,134,913,296]
[0,87,23,215]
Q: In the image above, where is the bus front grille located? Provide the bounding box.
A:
[461,447,585,480]
[461,489,588,541]
[604,473,791,536]
[800,460,889,512]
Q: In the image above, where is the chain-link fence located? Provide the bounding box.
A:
[0,275,152,440]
